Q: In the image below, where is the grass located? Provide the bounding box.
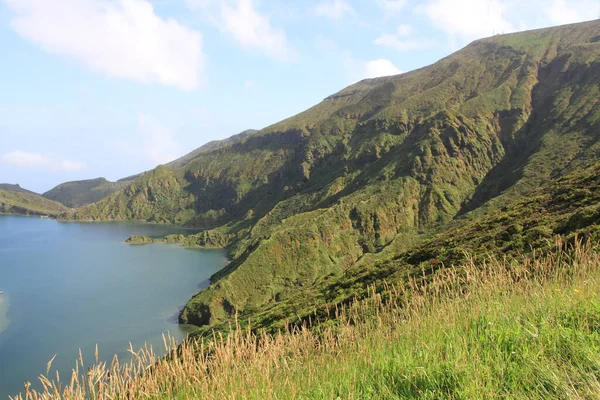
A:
[0,190,69,216]
[12,237,600,399]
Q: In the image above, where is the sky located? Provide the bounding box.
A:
[0,0,596,193]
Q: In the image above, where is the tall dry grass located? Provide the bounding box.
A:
[11,237,600,399]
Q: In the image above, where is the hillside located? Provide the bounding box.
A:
[42,178,129,208]
[0,183,38,195]
[0,189,69,217]
[185,161,600,333]
[116,129,259,183]
[64,21,600,330]
[167,129,259,169]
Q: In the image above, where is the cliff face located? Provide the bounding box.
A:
[62,21,600,329]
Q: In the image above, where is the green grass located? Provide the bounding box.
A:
[13,239,600,399]
[0,189,69,216]
[171,242,600,399]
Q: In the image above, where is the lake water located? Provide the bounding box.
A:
[0,215,226,399]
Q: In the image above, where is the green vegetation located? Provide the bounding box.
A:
[13,240,600,399]
[124,235,157,245]
[60,21,600,332]
[0,189,69,217]
[43,178,130,208]
[183,161,600,335]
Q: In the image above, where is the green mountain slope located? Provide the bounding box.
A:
[43,178,130,208]
[188,161,600,334]
[0,189,69,216]
[66,21,600,329]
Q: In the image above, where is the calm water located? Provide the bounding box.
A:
[0,215,226,398]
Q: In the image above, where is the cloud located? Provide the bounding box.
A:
[363,59,403,79]
[421,0,515,40]
[244,80,259,89]
[545,0,596,25]
[375,24,435,52]
[1,0,205,91]
[2,151,85,171]
[315,0,354,20]
[345,57,403,83]
[184,0,212,9]
[137,114,181,165]
[376,0,408,13]
[55,160,86,172]
[219,0,297,62]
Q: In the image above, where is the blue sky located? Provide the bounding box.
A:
[0,0,595,193]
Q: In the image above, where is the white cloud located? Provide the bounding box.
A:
[315,0,355,20]
[345,57,403,83]
[363,59,403,79]
[545,0,596,25]
[421,0,515,40]
[55,160,86,172]
[2,151,47,168]
[184,0,212,10]
[395,24,413,37]
[137,114,181,165]
[219,0,297,62]
[2,151,85,171]
[1,0,205,91]
[376,0,408,13]
[375,24,435,52]
[244,80,259,89]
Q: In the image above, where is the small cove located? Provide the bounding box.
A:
[0,215,225,399]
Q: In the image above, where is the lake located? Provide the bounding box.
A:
[0,215,226,399]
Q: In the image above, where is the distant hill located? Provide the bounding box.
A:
[40,130,260,208]
[42,178,129,208]
[0,189,69,216]
[0,183,38,195]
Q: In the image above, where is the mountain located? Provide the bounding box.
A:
[65,21,600,329]
[0,188,69,217]
[116,129,259,183]
[42,178,130,208]
[41,131,259,208]
[167,129,259,169]
[0,183,38,195]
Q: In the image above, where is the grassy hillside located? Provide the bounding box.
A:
[0,189,69,216]
[182,161,600,333]
[13,239,600,399]
[63,21,600,330]
[42,178,129,208]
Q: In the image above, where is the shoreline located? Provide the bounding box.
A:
[0,293,9,338]
[58,217,203,231]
